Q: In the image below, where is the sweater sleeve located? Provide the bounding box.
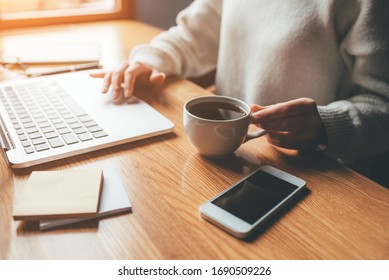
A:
[130,0,222,78]
[318,0,389,164]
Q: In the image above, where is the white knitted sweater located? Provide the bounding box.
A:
[130,0,389,164]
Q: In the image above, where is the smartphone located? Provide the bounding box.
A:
[200,165,306,239]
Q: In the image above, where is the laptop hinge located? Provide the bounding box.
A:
[0,114,14,151]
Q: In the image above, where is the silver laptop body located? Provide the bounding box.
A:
[0,71,174,168]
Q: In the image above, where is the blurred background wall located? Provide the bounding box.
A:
[135,0,193,29]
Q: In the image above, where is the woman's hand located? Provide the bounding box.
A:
[251,98,326,150]
[90,62,166,100]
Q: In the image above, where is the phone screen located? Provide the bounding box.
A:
[211,170,299,224]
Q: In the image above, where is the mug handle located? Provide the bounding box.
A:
[244,129,267,143]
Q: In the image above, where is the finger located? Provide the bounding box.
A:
[250,104,266,113]
[89,71,106,78]
[252,98,317,123]
[266,130,319,150]
[102,72,112,93]
[266,131,304,150]
[259,112,314,132]
[149,69,166,85]
[89,71,111,93]
[111,62,129,99]
[250,104,267,124]
[123,68,136,98]
[123,64,153,97]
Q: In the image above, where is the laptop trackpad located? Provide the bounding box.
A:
[55,72,173,140]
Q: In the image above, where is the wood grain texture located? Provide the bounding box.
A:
[0,20,388,260]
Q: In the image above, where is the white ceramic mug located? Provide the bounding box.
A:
[183,96,266,158]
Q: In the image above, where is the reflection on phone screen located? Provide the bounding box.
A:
[212,170,298,224]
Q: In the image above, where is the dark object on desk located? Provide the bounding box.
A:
[200,165,306,239]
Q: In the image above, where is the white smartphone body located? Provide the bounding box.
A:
[200,165,307,239]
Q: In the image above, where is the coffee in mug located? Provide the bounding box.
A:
[188,101,247,120]
[183,96,266,158]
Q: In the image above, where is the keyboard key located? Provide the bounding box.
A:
[21,140,31,147]
[44,131,58,139]
[38,121,51,128]
[23,121,36,129]
[31,137,46,145]
[45,109,56,115]
[21,117,33,124]
[34,117,47,123]
[83,120,97,127]
[48,113,60,120]
[15,105,26,112]
[48,137,65,148]
[24,146,34,154]
[88,125,102,133]
[77,132,93,141]
[32,113,44,119]
[58,127,71,135]
[16,128,24,135]
[61,113,73,119]
[41,126,54,133]
[34,143,50,152]
[50,100,62,106]
[51,118,63,124]
[70,122,82,129]
[92,130,108,138]
[56,106,68,112]
[4,86,14,94]
[65,117,78,124]
[78,115,93,122]
[13,123,21,129]
[29,107,40,114]
[25,126,38,134]
[18,134,28,141]
[73,127,87,134]
[28,132,43,139]
[61,133,79,144]
[54,122,67,129]
[18,112,29,119]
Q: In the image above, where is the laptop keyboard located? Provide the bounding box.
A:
[0,80,108,154]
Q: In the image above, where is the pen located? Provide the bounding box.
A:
[26,62,101,77]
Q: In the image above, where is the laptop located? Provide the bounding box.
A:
[0,71,174,168]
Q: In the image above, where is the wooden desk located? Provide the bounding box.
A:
[0,20,388,260]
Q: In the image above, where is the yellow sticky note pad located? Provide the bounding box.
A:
[13,169,103,221]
